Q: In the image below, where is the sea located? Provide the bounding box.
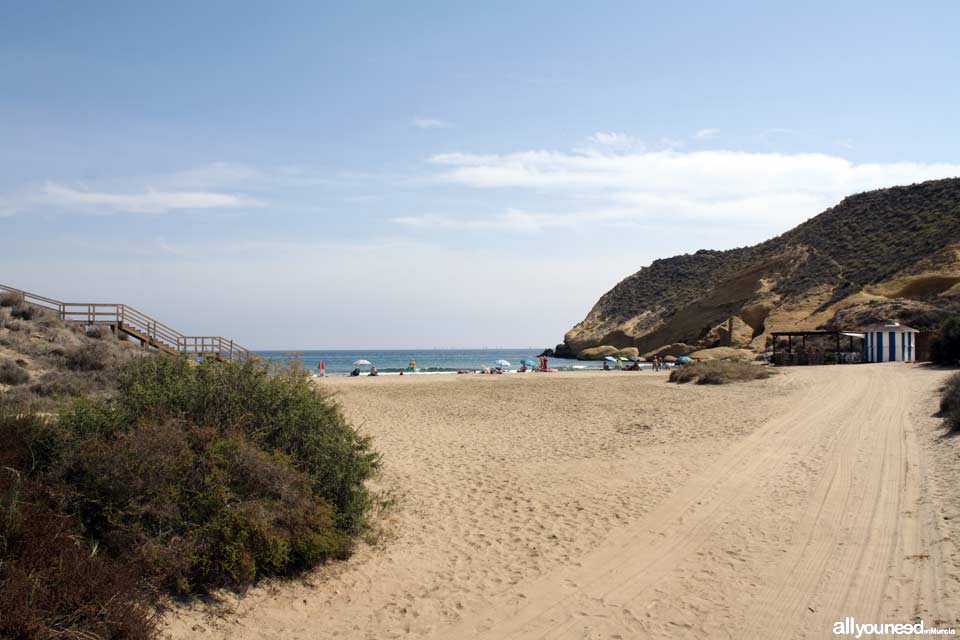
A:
[256,349,620,376]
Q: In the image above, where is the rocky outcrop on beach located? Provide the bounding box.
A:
[556,177,960,359]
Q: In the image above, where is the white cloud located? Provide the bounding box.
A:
[659,137,685,150]
[395,208,566,233]
[586,131,643,151]
[412,117,453,130]
[0,163,311,216]
[694,128,720,139]
[419,147,960,233]
[43,182,260,214]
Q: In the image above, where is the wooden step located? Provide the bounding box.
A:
[118,324,179,356]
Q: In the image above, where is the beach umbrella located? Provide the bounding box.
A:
[353,359,372,366]
[603,356,617,362]
[520,358,536,366]
[677,355,693,363]
[494,359,511,367]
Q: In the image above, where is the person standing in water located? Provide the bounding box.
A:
[407,359,417,372]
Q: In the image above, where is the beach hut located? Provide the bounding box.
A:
[862,321,919,363]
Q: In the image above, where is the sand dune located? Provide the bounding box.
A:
[164,366,959,639]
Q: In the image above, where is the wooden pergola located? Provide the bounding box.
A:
[771,330,864,365]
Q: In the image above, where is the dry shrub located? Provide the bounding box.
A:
[930,317,960,365]
[65,342,111,372]
[0,409,160,639]
[0,478,160,640]
[10,304,42,321]
[85,325,107,339]
[0,360,30,386]
[940,372,960,433]
[30,371,86,398]
[0,291,24,307]
[669,360,773,385]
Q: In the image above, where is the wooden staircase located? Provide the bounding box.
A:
[0,283,253,363]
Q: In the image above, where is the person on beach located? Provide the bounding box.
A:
[369,366,378,376]
[350,367,361,377]
[317,360,326,377]
[603,361,610,371]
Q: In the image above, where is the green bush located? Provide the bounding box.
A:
[669,360,773,385]
[0,351,379,635]
[930,317,960,365]
[108,356,380,533]
[58,356,379,592]
[63,419,352,592]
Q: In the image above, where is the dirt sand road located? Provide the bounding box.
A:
[438,365,957,639]
[165,365,958,639]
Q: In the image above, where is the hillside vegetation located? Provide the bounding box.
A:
[559,178,960,358]
[0,292,140,406]
[0,302,380,639]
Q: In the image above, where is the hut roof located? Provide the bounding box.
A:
[859,321,919,333]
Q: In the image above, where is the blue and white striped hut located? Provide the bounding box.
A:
[862,321,919,363]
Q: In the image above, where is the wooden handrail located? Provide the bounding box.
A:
[0,283,252,362]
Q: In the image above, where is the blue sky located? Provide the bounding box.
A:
[2,1,960,348]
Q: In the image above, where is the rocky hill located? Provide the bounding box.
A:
[557,177,960,359]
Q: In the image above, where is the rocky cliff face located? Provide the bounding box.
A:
[559,178,960,359]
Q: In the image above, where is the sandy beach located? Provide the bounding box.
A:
[165,366,960,639]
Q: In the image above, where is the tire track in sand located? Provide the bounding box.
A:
[432,365,947,639]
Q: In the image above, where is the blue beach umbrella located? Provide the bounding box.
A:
[520,358,536,366]
[494,359,511,367]
[677,355,693,364]
[603,356,617,362]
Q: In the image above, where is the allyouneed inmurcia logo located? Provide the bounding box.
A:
[833,618,956,637]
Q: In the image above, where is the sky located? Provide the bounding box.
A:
[2,1,960,349]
